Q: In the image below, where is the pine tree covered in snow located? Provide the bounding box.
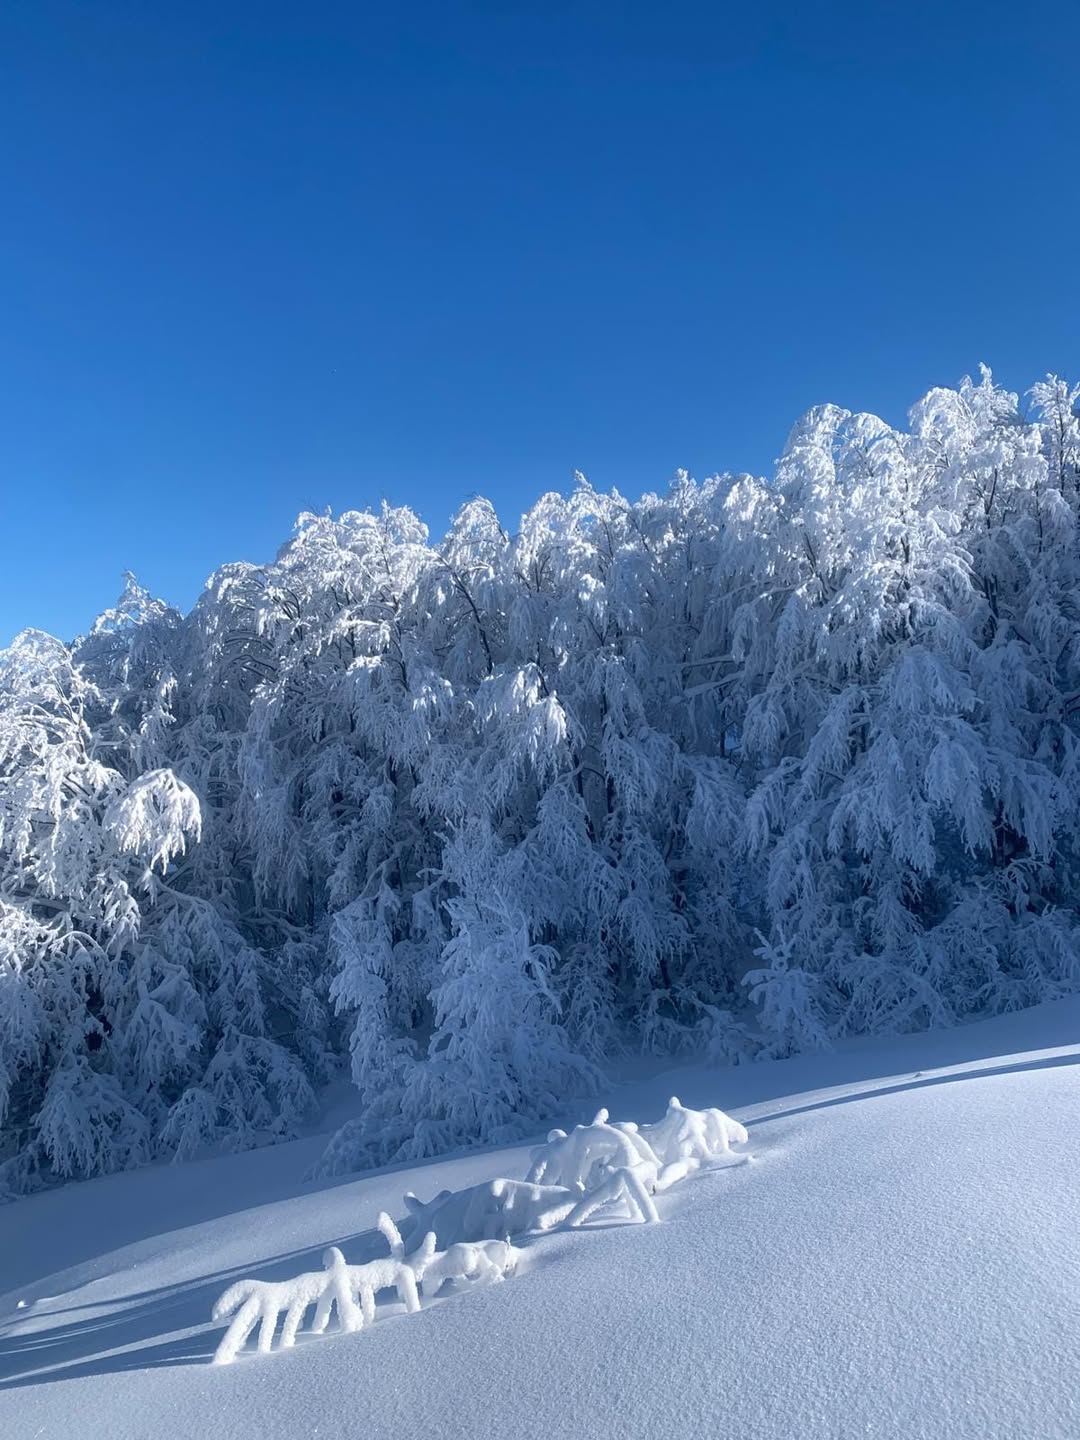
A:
[3,369,1080,1191]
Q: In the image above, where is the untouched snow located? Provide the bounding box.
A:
[3,1001,1080,1438]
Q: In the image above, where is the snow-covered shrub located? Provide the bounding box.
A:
[209,1094,743,1365]
[211,1247,362,1365]
[399,1149,670,1249]
[397,1178,579,1247]
[639,1096,748,1166]
[397,1167,663,1250]
[561,1166,659,1228]
[633,1096,749,1189]
[522,1099,748,1204]
[526,1108,663,1191]
[333,1249,421,1327]
[408,1232,519,1295]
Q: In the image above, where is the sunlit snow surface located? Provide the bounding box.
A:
[4,999,1080,1439]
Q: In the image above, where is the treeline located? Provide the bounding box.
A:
[2,368,1079,1193]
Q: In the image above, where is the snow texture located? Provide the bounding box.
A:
[5,1001,1080,1438]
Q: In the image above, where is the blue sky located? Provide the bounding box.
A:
[3,0,1077,644]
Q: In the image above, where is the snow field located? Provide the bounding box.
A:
[4,1001,1080,1439]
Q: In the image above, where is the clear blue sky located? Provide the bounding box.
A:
[3,0,1077,645]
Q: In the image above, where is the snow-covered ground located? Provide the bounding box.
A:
[3,1000,1080,1439]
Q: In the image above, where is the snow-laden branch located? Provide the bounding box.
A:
[210,1097,747,1362]
[211,1247,362,1365]
[103,769,202,872]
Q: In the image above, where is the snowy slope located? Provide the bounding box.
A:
[4,1001,1080,1439]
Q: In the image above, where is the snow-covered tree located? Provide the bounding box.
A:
[4,367,1080,1190]
[0,628,200,1191]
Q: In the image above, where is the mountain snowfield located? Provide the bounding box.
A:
[3,998,1079,1439]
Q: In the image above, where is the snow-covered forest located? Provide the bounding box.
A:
[3,368,1080,1195]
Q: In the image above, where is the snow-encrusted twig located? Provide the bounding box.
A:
[211,1246,361,1365]
[210,1097,748,1363]
[408,1231,519,1295]
[563,1166,659,1228]
[336,1248,421,1326]
[526,1109,662,1192]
